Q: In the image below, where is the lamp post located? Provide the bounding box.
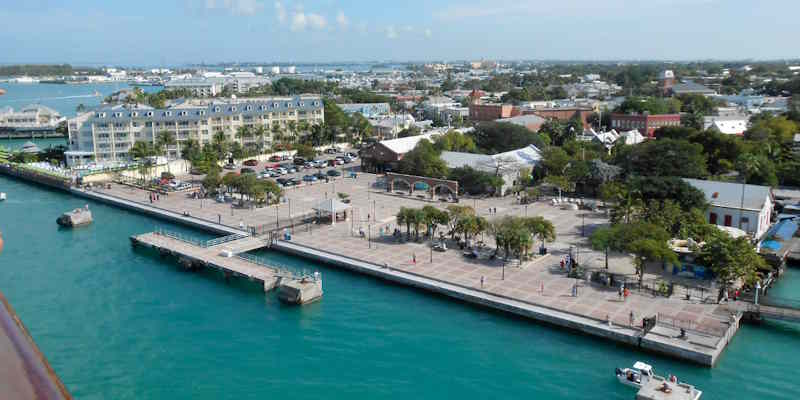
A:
[581,213,586,237]
[368,224,372,249]
[525,204,528,217]
[755,280,762,306]
[502,258,506,280]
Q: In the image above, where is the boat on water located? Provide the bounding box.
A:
[56,206,93,227]
[615,361,702,399]
[0,192,6,201]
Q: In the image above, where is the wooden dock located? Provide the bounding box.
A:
[130,230,288,291]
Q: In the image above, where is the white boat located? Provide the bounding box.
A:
[615,361,702,400]
[615,361,654,389]
[0,192,6,201]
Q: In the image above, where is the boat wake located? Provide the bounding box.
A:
[3,93,101,102]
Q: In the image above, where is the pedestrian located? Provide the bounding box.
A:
[629,311,634,327]
[412,253,416,265]
[618,287,623,301]
[156,194,160,201]
[540,281,544,294]
[560,258,565,270]
[480,276,484,288]
[493,207,497,214]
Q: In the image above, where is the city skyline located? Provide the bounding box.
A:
[3,0,800,65]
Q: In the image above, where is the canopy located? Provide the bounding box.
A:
[312,198,351,214]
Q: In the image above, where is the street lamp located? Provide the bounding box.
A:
[581,213,586,237]
[368,224,372,249]
[755,281,762,305]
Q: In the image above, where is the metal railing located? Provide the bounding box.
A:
[153,227,207,247]
[234,252,313,279]
[206,233,248,247]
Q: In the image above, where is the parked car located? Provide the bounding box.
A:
[243,159,258,166]
[334,159,344,165]
[325,147,339,154]
[303,162,314,169]
[346,152,358,159]
[327,159,337,167]
[327,169,342,177]
[269,155,282,162]
[293,157,306,165]
[283,180,296,187]
[302,174,318,182]
[313,172,327,180]
[280,155,290,161]
[223,163,236,170]
[240,168,256,174]
[276,178,289,185]
[341,156,353,164]
[287,167,298,174]
[275,167,288,175]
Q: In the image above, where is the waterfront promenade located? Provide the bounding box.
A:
[9,169,740,365]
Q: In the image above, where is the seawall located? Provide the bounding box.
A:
[272,240,730,367]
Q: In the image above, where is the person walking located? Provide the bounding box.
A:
[629,311,634,327]
[480,276,484,288]
[412,253,416,265]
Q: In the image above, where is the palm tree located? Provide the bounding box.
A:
[155,130,177,172]
[525,216,556,253]
[286,121,297,146]
[130,141,156,183]
[271,122,284,150]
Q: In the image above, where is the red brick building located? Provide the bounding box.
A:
[528,108,593,129]
[610,113,681,138]
[469,103,519,121]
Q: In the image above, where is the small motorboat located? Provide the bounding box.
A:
[0,192,6,201]
[615,361,653,389]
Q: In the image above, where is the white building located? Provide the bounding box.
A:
[164,78,224,97]
[703,115,748,135]
[684,178,773,239]
[441,145,543,196]
[65,96,324,166]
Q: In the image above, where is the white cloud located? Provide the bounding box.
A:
[274,1,286,23]
[291,12,306,31]
[386,26,398,39]
[290,11,327,31]
[424,28,432,38]
[205,0,263,16]
[308,13,327,29]
[336,11,349,28]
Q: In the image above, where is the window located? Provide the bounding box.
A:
[724,215,732,227]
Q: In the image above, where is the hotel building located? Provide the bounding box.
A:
[65,96,324,166]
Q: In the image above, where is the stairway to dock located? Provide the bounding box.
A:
[130,229,322,303]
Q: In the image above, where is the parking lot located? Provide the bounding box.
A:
[221,149,361,188]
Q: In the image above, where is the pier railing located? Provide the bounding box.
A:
[234,252,315,280]
[153,228,246,249]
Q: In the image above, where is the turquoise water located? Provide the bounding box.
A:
[2,177,800,399]
[0,82,162,117]
[1,137,67,151]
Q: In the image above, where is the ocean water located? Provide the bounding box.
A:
[1,176,800,400]
[0,82,161,117]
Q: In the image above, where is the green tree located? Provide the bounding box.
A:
[294,143,317,159]
[398,139,449,178]
[202,166,222,194]
[433,130,477,153]
[613,139,708,178]
[469,122,548,154]
[593,222,677,284]
[695,233,766,287]
[446,205,475,239]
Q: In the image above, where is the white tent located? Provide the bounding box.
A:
[312,198,351,225]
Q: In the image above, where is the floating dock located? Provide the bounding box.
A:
[130,229,322,303]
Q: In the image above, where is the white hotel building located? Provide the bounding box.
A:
[66,96,324,166]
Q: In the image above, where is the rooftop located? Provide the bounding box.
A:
[683,178,772,211]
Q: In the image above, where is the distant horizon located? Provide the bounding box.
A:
[3,1,800,65]
[3,58,800,70]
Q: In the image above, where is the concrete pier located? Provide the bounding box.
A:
[130,230,319,302]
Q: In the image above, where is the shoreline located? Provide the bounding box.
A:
[1,170,738,367]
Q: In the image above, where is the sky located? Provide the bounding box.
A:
[2,0,799,66]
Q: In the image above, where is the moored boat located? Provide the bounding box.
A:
[56,206,93,227]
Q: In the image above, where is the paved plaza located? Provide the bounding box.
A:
[102,169,734,345]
